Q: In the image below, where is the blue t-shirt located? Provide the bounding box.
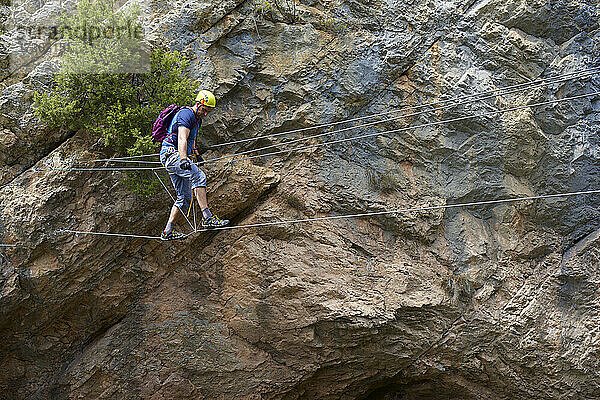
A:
[162,107,201,155]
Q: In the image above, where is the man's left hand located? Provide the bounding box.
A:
[180,158,191,170]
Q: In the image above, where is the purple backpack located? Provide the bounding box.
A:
[152,104,181,142]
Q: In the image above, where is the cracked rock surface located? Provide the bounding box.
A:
[1,0,600,398]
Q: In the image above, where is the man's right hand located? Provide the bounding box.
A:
[180,158,191,170]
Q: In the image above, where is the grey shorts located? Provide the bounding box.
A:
[160,151,207,212]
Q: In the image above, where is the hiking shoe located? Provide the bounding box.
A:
[201,215,229,229]
[161,230,187,241]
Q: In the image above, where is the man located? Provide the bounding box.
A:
[159,90,229,240]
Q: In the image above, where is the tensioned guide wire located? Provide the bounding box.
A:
[35,89,600,172]
[220,90,600,165]
[152,170,196,232]
[71,67,600,165]
[207,67,600,147]
[5,71,599,242]
[204,70,600,164]
[75,68,600,166]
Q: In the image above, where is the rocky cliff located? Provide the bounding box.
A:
[1,0,600,398]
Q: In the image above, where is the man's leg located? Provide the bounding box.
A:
[194,186,214,220]
[161,153,192,239]
[190,169,228,228]
[190,168,211,218]
[194,186,208,209]
[164,204,182,232]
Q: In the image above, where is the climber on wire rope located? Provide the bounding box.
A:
[158,90,229,240]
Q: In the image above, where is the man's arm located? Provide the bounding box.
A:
[178,126,190,160]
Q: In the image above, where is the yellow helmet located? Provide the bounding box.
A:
[196,90,216,108]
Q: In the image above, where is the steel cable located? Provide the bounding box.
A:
[58,188,600,240]
[32,90,600,172]
[71,67,600,165]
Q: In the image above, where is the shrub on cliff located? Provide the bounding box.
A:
[34,49,198,157]
[33,0,199,195]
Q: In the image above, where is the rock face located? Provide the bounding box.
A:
[1,0,600,399]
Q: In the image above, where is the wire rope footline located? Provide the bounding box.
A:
[72,67,600,165]
[58,230,165,240]
[31,90,600,173]
[58,188,600,240]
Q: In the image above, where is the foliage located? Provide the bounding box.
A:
[58,0,146,75]
[34,50,198,157]
[33,0,200,196]
[316,14,351,35]
[272,0,297,24]
[122,170,161,197]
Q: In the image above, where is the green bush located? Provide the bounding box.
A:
[33,0,200,196]
[34,48,199,157]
